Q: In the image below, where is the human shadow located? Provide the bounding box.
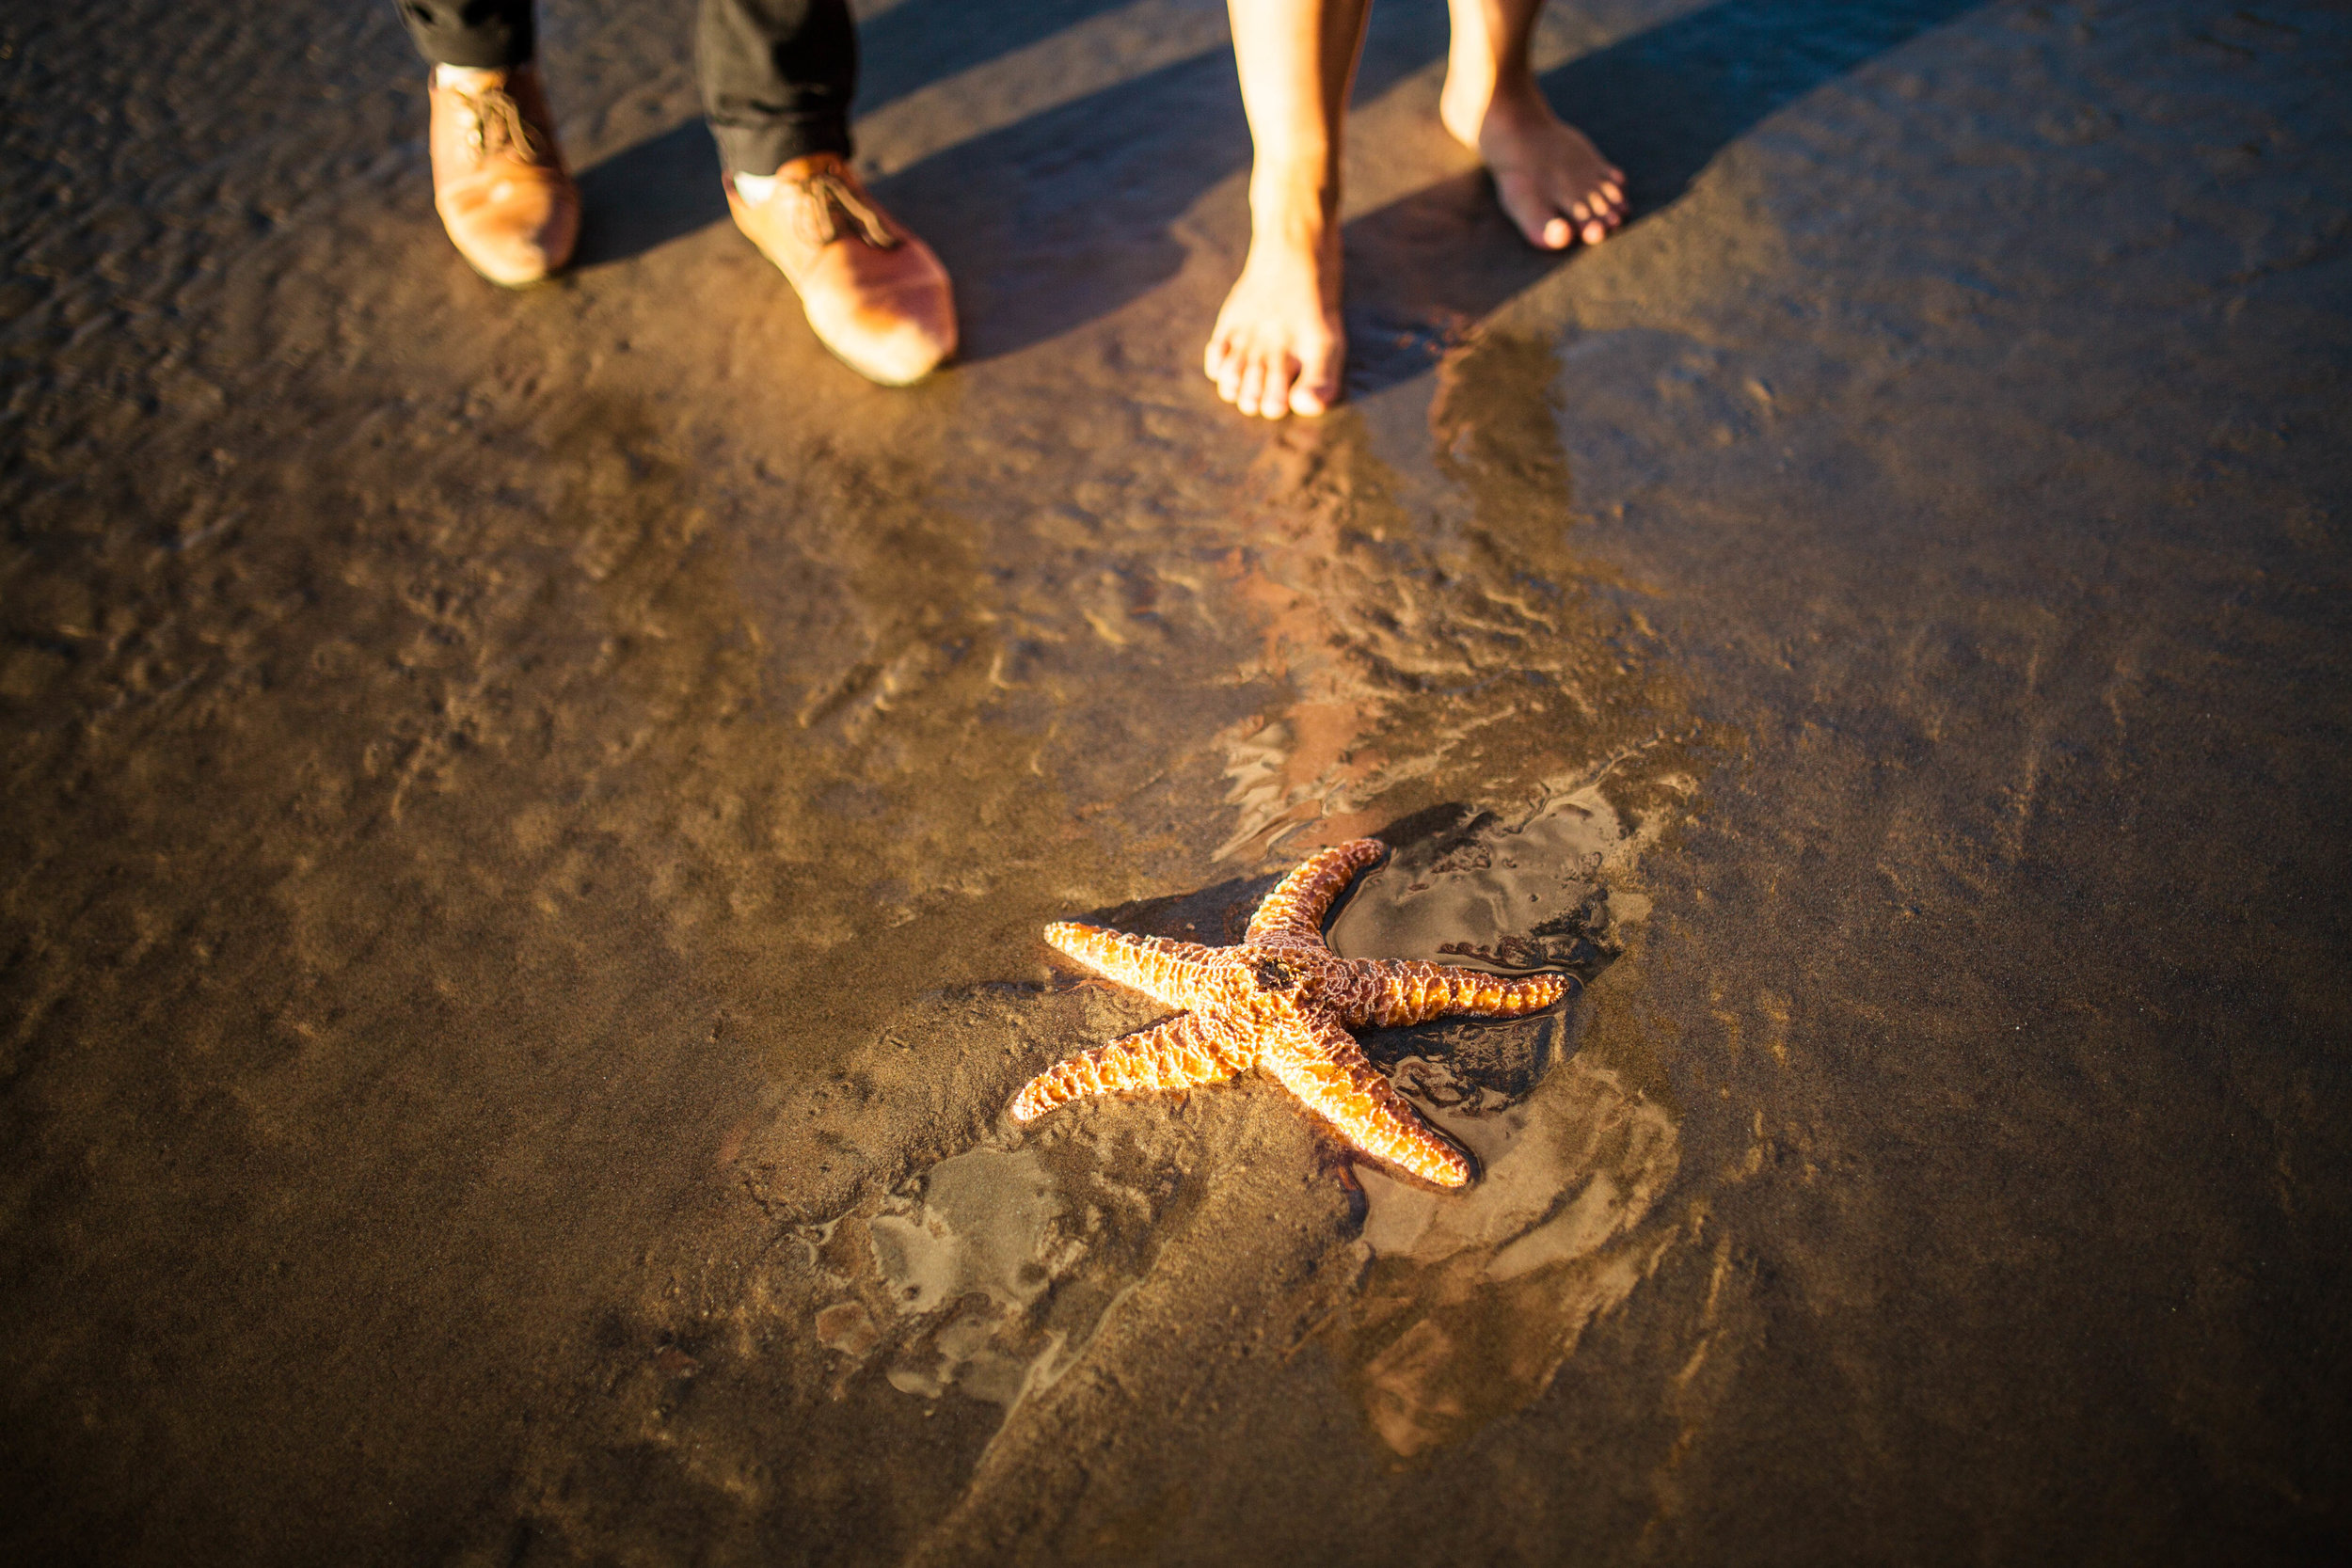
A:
[574,119,728,268]
[573,0,1988,363]
[913,0,1987,370]
[572,0,1140,268]
[862,45,1240,364]
[863,8,1454,366]
[857,0,1139,119]
[1343,0,1987,397]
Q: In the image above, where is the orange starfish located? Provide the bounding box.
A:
[1012,838,1568,1187]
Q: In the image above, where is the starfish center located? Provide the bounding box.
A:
[1247,951,1308,995]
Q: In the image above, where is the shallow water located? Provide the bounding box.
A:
[809,784,1677,1463]
[5,1,2351,1564]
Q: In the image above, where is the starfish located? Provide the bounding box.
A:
[1012,838,1568,1187]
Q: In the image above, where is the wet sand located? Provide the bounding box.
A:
[4,1,2349,1562]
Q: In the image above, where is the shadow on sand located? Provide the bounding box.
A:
[1346,0,1986,393]
[575,119,729,267]
[575,0,1145,267]
[575,0,1986,386]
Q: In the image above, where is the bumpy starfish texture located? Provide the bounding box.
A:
[1012,839,1568,1187]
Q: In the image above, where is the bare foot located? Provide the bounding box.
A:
[1439,70,1626,250]
[1204,207,1343,420]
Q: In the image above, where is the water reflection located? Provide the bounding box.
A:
[803,1124,1184,1426]
[1328,783,1663,980]
[792,333,1707,1470]
[1213,333,1699,865]
[806,777,1682,1462]
[1349,1054,1678,1456]
[1329,786,1682,1457]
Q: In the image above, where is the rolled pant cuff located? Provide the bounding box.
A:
[399,4,533,70]
[712,119,853,180]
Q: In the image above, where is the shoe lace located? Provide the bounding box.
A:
[453,85,545,166]
[787,166,902,251]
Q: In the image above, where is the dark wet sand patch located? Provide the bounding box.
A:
[4,1,2351,1564]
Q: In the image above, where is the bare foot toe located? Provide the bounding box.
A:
[1204,217,1343,420]
[1256,353,1297,420]
[1445,75,1628,252]
[1219,331,1260,391]
[1289,338,1337,416]
[1236,356,1268,417]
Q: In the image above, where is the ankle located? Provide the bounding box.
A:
[1248,160,1338,239]
[1440,55,1542,142]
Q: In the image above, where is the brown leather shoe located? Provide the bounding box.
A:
[726,155,957,387]
[428,65,580,286]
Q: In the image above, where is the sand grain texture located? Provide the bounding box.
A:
[2,1,2348,1564]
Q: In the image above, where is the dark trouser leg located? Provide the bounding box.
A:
[699,0,857,178]
[394,0,534,70]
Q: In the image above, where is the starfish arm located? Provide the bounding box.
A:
[1257,1014,1472,1187]
[1245,838,1386,943]
[1043,922,1221,1009]
[1327,958,1569,1028]
[1010,1011,1241,1121]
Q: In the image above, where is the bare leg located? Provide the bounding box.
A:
[1204,0,1370,420]
[1439,0,1627,249]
